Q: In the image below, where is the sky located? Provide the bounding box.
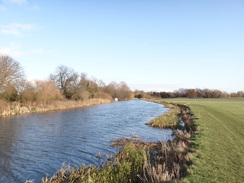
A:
[0,0,243,93]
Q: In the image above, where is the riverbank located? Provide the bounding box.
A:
[146,101,181,128]
[0,98,112,116]
[39,100,197,183]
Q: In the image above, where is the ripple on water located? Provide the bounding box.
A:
[0,100,171,182]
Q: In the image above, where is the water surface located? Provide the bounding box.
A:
[0,100,171,182]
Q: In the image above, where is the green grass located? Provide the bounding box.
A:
[146,101,181,128]
[42,143,145,183]
[163,98,244,183]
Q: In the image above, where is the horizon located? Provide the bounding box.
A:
[0,0,243,93]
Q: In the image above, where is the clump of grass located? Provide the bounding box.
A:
[111,136,158,149]
[146,101,181,128]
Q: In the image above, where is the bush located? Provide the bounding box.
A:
[21,81,64,103]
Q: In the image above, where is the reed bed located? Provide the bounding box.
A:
[0,98,112,116]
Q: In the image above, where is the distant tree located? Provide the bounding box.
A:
[50,67,102,100]
[187,89,197,98]
[196,88,204,98]
[80,75,99,99]
[103,81,131,100]
[135,90,151,99]
[230,92,238,97]
[237,91,244,97]
[103,81,119,99]
[97,79,106,88]
[118,81,131,100]
[0,55,25,101]
[174,88,187,98]
[160,92,171,98]
[50,65,79,99]
[203,89,212,98]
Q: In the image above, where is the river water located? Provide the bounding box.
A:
[0,100,171,182]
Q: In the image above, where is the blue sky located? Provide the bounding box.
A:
[0,0,243,92]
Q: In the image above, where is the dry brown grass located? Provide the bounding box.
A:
[0,98,112,116]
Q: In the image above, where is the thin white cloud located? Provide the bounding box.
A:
[0,23,37,36]
[0,43,45,57]
[0,47,22,57]
[3,0,27,5]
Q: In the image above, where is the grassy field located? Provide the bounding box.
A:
[164,98,244,183]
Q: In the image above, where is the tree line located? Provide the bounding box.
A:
[1,55,243,102]
[0,55,132,103]
[147,88,244,99]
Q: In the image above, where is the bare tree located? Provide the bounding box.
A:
[104,81,119,99]
[0,55,25,100]
[50,65,79,99]
[237,91,244,97]
[187,89,197,98]
[103,81,131,100]
[75,74,99,99]
[118,81,131,100]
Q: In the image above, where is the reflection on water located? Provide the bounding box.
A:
[0,100,171,182]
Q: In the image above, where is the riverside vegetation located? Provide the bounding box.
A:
[1,55,243,117]
[0,55,132,116]
[0,98,112,116]
[37,100,197,183]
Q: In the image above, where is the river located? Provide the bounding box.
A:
[0,100,172,182]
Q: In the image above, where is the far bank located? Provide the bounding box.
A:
[0,98,112,116]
